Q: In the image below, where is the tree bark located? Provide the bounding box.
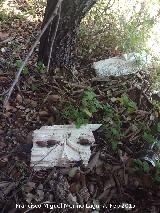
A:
[38,0,97,70]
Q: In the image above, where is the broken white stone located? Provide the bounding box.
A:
[31,124,101,171]
[93,52,152,77]
[93,57,137,77]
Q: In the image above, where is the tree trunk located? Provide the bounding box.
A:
[38,0,97,70]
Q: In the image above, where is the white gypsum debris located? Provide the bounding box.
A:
[93,52,152,77]
[31,124,101,170]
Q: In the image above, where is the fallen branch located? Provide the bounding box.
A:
[47,4,61,72]
[3,0,63,108]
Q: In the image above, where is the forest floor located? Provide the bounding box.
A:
[0,1,160,213]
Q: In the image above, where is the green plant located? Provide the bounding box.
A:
[154,161,160,183]
[15,60,29,75]
[157,122,160,132]
[36,61,46,73]
[133,159,150,173]
[102,103,123,151]
[103,103,114,118]
[0,96,3,101]
[143,131,157,144]
[118,95,137,113]
[63,88,103,128]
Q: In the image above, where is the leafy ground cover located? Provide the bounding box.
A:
[0,0,160,212]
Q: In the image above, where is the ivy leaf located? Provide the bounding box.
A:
[157,122,160,132]
[111,141,119,151]
[142,161,150,173]
[83,108,92,117]
[143,132,156,144]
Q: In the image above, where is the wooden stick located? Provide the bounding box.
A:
[47,4,61,73]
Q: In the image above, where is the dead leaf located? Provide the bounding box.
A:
[0,76,8,82]
[68,167,79,178]
[36,184,44,202]
[4,103,14,111]
[0,141,7,149]
[16,94,23,103]
[39,111,49,117]
[87,151,100,170]
[0,181,16,199]
[119,151,129,163]
[0,157,8,167]
[0,129,4,135]
[23,182,36,193]
[26,192,34,203]
[30,100,37,107]
[0,32,9,41]
[26,132,33,144]
[69,182,80,193]
[79,186,90,202]
[47,94,61,103]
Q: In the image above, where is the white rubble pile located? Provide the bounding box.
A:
[31,124,101,171]
[93,52,152,77]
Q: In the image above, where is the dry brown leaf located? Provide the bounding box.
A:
[0,141,7,149]
[0,76,8,82]
[47,94,61,103]
[16,94,23,103]
[36,184,44,202]
[0,157,8,167]
[0,129,4,135]
[0,32,9,41]
[39,111,49,117]
[68,167,79,178]
[87,151,100,171]
[23,182,36,193]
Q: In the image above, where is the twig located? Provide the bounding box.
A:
[3,0,63,108]
[0,37,14,44]
[47,4,61,72]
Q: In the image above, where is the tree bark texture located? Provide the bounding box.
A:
[38,0,97,70]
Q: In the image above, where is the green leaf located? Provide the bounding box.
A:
[120,95,137,111]
[22,67,29,75]
[142,161,150,173]
[31,85,38,91]
[134,159,143,167]
[36,61,45,73]
[154,175,160,183]
[157,122,160,132]
[16,60,29,75]
[111,141,119,151]
[143,132,156,144]
[83,108,92,117]
[111,128,120,137]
